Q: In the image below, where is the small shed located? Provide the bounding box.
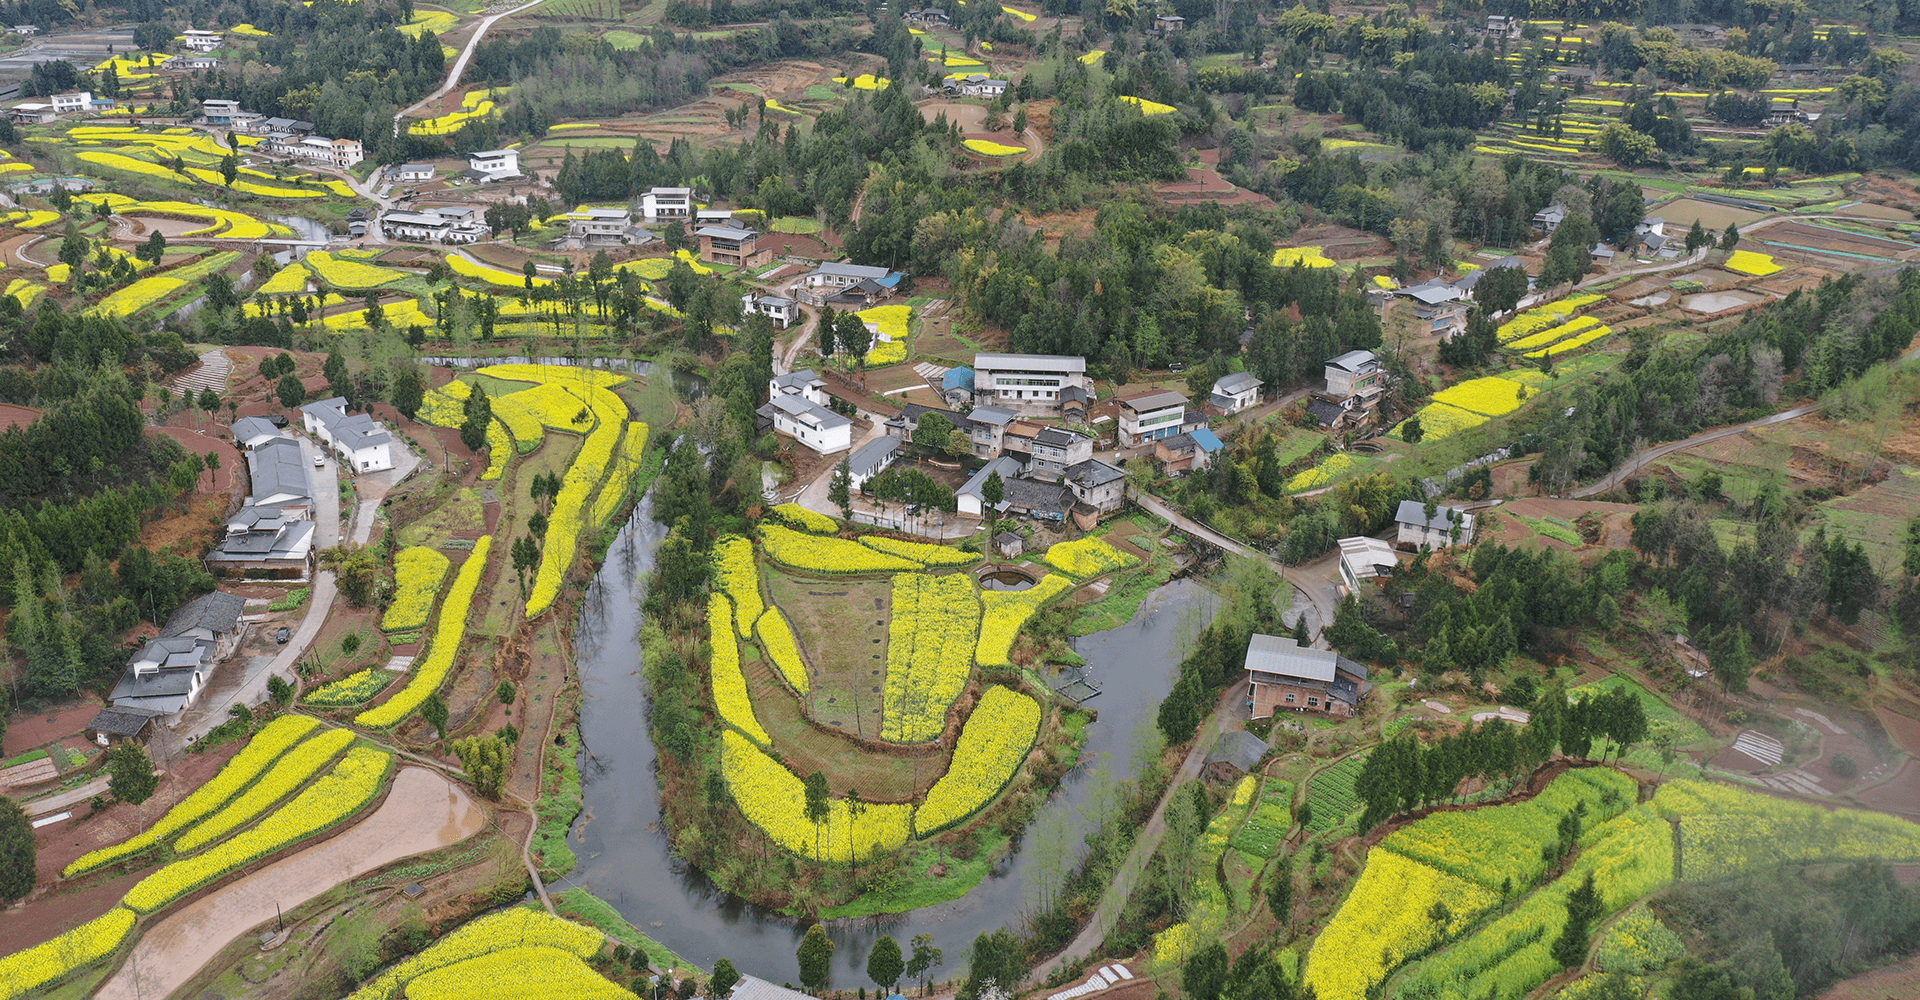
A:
[994,530,1024,559]
[1203,730,1270,783]
[87,705,161,746]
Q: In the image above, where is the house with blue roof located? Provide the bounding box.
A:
[1154,427,1224,475]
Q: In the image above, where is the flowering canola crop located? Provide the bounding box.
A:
[404,945,638,1000]
[769,502,837,534]
[858,303,912,364]
[1431,376,1535,417]
[1304,850,1501,1000]
[721,730,914,861]
[1039,536,1139,578]
[447,253,549,288]
[755,605,811,694]
[383,546,451,633]
[525,387,623,616]
[256,260,312,295]
[304,667,393,706]
[588,422,648,526]
[709,593,772,745]
[493,382,600,432]
[1271,246,1337,268]
[1120,95,1175,115]
[915,686,1040,834]
[1397,402,1487,443]
[357,536,492,726]
[1724,250,1783,276]
[761,523,923,574]
[92,276,184,317]
[715,536,764,638]
[1286,452,1356,492]
[482,419,513,480]
[64,714,319,876]
[123,746,393,912]
[175,727,357,851]
[1523,325,1610,358]
[347,908,605,1000]
[962,138,1027,157]
[976,572,1073,666]
[859,535,981,567]
[478,364,623,388]
[883,573,981,742]
[0,906,136,999]
[306,251,408,289]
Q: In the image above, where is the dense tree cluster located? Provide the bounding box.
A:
[1525,270,1920,493]
[165,6,443,153]
[1157,559,1290,744]
[1356,687,1645,830]
[1665,862,1920,999]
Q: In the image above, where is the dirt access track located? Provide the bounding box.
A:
[92,767,485,1000]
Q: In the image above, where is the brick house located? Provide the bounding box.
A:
[1244,634,1371,719]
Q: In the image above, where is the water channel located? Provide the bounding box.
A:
[568,497,1220,984]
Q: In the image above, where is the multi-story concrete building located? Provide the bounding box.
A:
[971,353,1090,417]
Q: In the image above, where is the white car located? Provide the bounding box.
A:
[314,454,325,468]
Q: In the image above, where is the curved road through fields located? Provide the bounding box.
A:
[395,0,555,134]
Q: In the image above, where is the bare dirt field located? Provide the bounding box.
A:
[1,702,98,757]
[1292,222,1389,260]
[120,214,211,238]
[150,425,243,494]
[1657,198,1765,230]
[1876,706,1920,756]
[1836,201,1915,221]
[0,401,40,430]
[92,767,486,1000]
[1820,952,1920,1000]
[1860,758,1920,819]
[1758,220,1920,267]
[1488,498,1637,551]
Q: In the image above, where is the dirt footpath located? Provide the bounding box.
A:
[92,767,485,1000]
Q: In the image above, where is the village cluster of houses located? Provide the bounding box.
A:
[1532,204,1687,263]
[758,350,1291,529]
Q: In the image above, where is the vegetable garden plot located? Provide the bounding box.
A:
[1304,753,1367,832]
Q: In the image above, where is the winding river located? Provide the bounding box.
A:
[568,496,1218,985]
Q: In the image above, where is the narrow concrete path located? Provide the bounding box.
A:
[93,767,484,1000]
[1570,341,1920,498]
[1028,686,1238,984]
[395,0,556,133]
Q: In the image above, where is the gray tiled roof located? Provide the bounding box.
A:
[1245,633,1339,682]
[230,416,281,444]
[1326,350,1377,373]
[771,370,822,393]
[246,437,311,506]
[847,435,899,477]
[959,456,1023,502]
[1066,458,1126,488]
[766,392,851,430]
[88,706,160,736]
[1396,499,1472,532]
[1003,477,1069,514]
[731,976,814,1000]
[1121,390,1187,412]
[1213,371,1262,395]
[1205,730,1270,771]
[163,591,246,638]
[966,405,1018,427]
